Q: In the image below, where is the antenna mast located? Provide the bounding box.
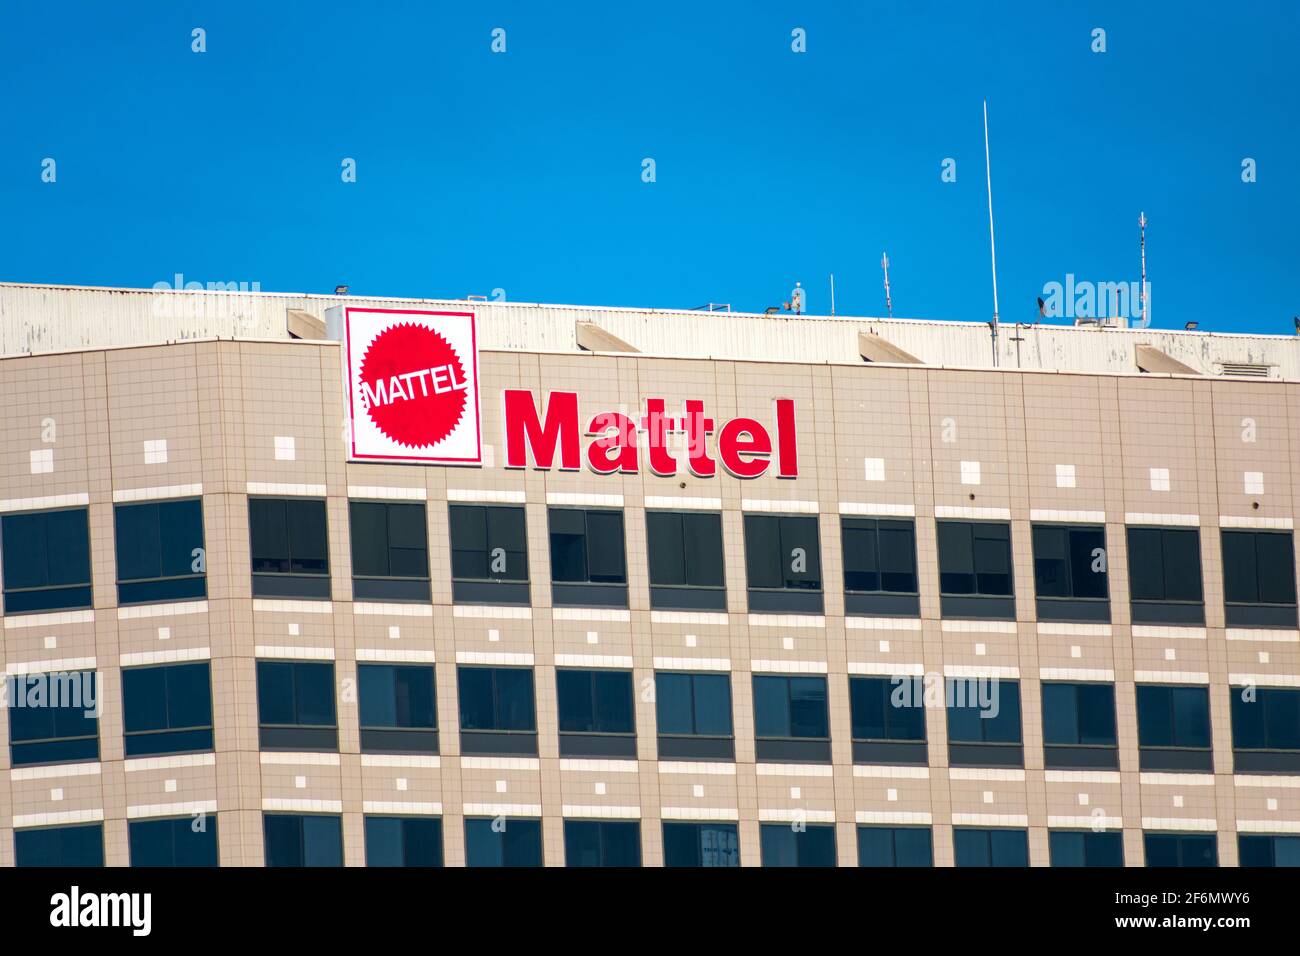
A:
[881,252,893,318]
[983,100,1000,366]
[830,273,836,316]
[1139,212,1149,329]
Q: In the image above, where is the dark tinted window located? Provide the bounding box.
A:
[760,823,836,867]
[1042,683,1117,746]
[549,508,626,584]
[8,671,100,766]
[449,505,528,582]
[1033,524,1107,598]
[849,677,926,741]
[457,667,536,731]
[557,669,634,734]
[1,508,92,613]
[114,498,206,605]
[364,816,443,867]
[662,822,740,867]
[953,828,1029,867]
[1231,686,1300,750]
[946,678,1022,743]
[122,662,214,756]
[464,817,542,867]
[1144,832,1217,867]
[655,673,733,737]
[857,826,933,867]
[14,824,104,867]
[563,820,641,867]
[1222,530,1297,606]
[249,497,330,598]
[753,675,829,739]
[1238,833,1300,867]
[129,815,219,866]
[255,661,338,751]
[743,514,822,591]
[358,664,438,754]
[1136,685,1211,749]
[842,517,918,593]
[1127,527,1203,602]
[937,521,1013,596]
[1049,830,1123,867]
[263,813,343,867]
[349,500,430,601]
[646,511,725,610]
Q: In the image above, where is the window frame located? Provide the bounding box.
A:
[555,668,636,758]
[751,674,831,763]
[448,503,530,605]
[122,661,215,758]
[1126,525,1205,625]
[848,675,928,766]
[840,516,920,616]
[742,513,824,614]
[547,507,629,608]
[457,665,539,757]
[1220,529,1299,628]
[262,812,344,867]
[1040,681,1119,770]
[856,825,934,867]
[348,499,431,603]
[128,814,220,867]
[357,663,439,755]
[562,819,642,867]
[255,660,339,752]
[363,815,444,868]
[1031,522,1110,623]
[248,496,331,600]
[645,509,727,611]
[1135,683,1214,772]
[113,497,207,606]
[7,670,101,767]
[654,671,735,761]
[935,519,1015,620]
[1230,684,1300,773]
[0,506,93,614]
[945,677,1024,768]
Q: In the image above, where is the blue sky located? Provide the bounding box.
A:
[1,1,1296,332]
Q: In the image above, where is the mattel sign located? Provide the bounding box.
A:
[336,307,483,464]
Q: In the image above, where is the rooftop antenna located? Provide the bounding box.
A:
[881,252,893,318]
[1138,212,1149,329]
[983,100,1001,367]
[829,274,836,316]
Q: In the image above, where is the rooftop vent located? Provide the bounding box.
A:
[1217,362,1274,378]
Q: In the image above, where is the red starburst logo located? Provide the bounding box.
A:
[358,322,468,449]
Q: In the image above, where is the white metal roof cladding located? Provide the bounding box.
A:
[2,281,1298,379]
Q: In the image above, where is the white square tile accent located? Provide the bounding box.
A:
[782,637,794,650]
[50,788,64,801]
[1268,798,1278,811]
[693,784,705,798]
[1260,651,1270,664]
[1070,645,1082,659]
[274,436,297,461]
[960,460,981,485]
[43,636,57,650]
[488,628,500,642]
[982,791,994,804]
[396,778,408,791]
[789,787,801,800]
[1149,467,1170,492]
[1055,463,1076,489]
[974,643,986,656]
[165,779,177,793]
[388,625,400,640]
[1078,793,1089,806]
[1172,795,1183,808]
[879,640,890,653]
[143,438,168,464]
[685,634,697,648]
[586,631,599,645]
[29,448,53,475]
[158,627,171,641]
[1165,648,1176,661]
[495,780,507,794]
[1244,471,1264,495]
[864,457,885,482]
[886,788,898,802]
[295,776,307,789]
[287,622,299,637]
[594,782,606,795]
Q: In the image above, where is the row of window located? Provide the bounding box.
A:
[14,662,1300,774]
[15,816,1299,867]
[5,499,1297,626]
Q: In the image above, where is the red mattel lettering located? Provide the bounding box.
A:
[502,390,798,478]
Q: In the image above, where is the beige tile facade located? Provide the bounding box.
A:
[1,336,1298,866]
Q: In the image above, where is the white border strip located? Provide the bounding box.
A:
[247,482,326,497]
[1125,512,1199,526]
[113,483,202,503]
[348,484,426,500]
[741,498,819,513]
[838,502,916,517]
[448,488,525,503]
[935,505,1011,520]
[644,496,722,510]
[0,492,90,513]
